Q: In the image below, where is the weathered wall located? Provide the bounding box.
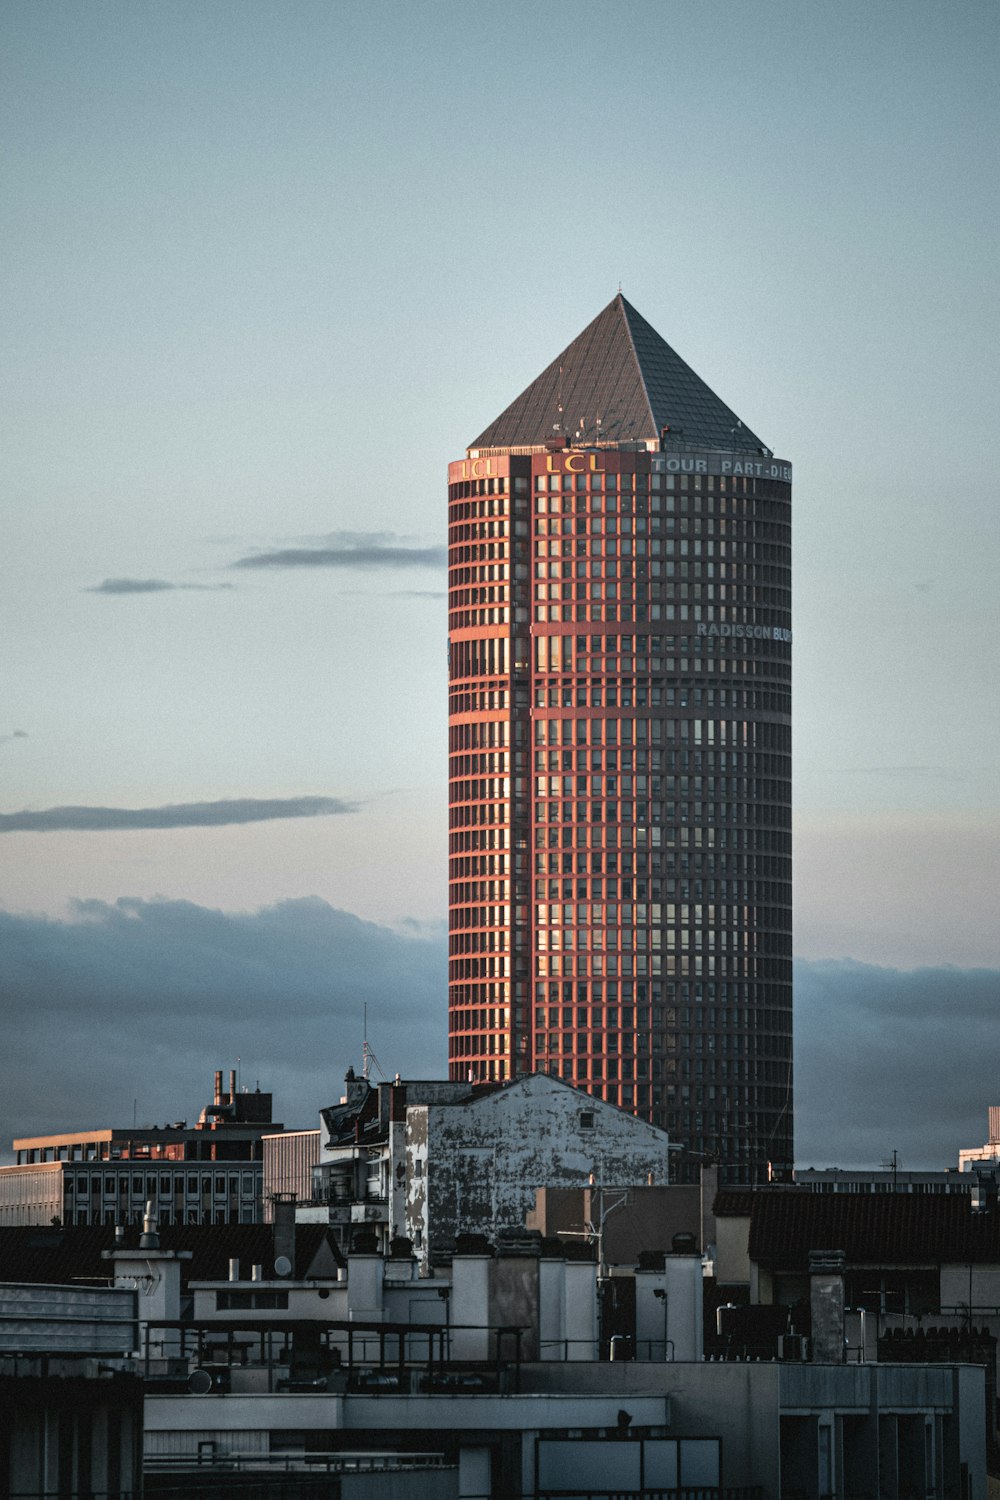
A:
[411,1075,673,1267]
[490,1255,539,1359]
[404,1106,430,1257]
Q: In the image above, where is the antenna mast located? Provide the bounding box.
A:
[362,1003,386,1083]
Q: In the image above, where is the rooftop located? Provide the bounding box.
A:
[0,1222,345,1285]
[723,1190,1000,1270]
[469,293,769,455]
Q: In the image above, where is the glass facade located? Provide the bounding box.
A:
[448,438,792,1184]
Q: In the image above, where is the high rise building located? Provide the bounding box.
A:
[447,295,792,1183]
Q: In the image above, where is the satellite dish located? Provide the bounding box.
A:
[274,1255,292,1278]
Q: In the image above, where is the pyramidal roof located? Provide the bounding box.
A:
[470,294,768,454]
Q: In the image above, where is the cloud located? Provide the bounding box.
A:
[0,903,991,1170]
[0,731,28,745]
[232,530,445,571]
[795,957,1000,1168]
[0,796,357,834]
[0,897,446,1149]
[85,578,234,594]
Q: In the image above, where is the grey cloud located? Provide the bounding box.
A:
[0,796,357,834]
[0,731,28,745]
[0,897,445,1148]
[86,578,234,594]
[232,529,445,571]
[795,957,1000,1168]
[0,904,991,1172]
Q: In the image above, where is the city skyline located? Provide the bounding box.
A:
[1,1,997,1167]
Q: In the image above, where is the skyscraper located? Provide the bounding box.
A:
[447,295,792,1183]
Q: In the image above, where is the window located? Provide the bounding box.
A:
[579,1110,595,1130]
[216,1290,289,1310]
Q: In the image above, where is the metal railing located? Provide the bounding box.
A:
[145,1484,335,1498]
[146,1451,448,1474]
[537,1337,675,1361]
[144,1451,452,1496]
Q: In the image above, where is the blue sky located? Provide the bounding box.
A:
[1,1,997,1164]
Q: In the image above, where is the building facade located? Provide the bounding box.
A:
[959,1107,1000,1173]
[301,1070,674,1272]
[448,295,792,1183]
[0,1071,280,1226]
[261,1129,322,1222]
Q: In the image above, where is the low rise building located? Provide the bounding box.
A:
[0,1069,283,1227]
[121,1237,988,1498]
[794,1164,983,1195]
[261,1128,322,1220]
[0,1201,989,1497]
[526,1165,718,1265]
[300,1070,676,1271]
[711,1186,1000,1462]
[960,1108,1000,1174]
[0,1281,143,1497]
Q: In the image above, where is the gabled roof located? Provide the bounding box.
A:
[470,294,768,454]
[448,1071,673,1141]
[320,1091,377,1147]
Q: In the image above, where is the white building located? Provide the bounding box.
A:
[300,1071,675,1271]
[959,1107,1000,1173]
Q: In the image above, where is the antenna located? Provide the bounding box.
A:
[362,1004,386,1083]
[881,1148,900,1189]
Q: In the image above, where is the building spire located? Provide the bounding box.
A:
[469,295,767,453]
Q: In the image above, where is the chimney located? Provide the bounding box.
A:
[214,1070,223,1105]
[139,1200,159,1250]
[340,1066,369,1109]
[809,1249,846,1363]
[273,1195,296,1278]
[229,1069,237,1102]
